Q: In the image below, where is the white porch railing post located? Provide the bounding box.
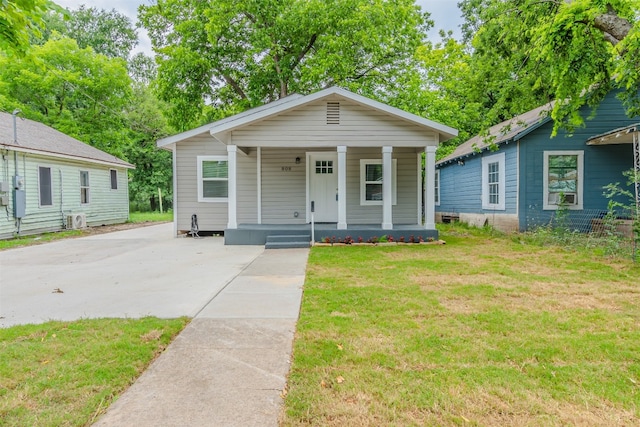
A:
[382,146,393,230]
[227,145,238,229]
[424,145,437,230]
[337,146,347,230]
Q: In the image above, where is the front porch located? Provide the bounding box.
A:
[224,223,438,245]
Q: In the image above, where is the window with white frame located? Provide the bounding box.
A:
[434,169,440,206]
[39,166,52,206]
[110,169,118,190]
[481,153,505,210]
[543,151,583,210]
[80,171,90,204]
[197,156,228,202]
[360,159,397,205]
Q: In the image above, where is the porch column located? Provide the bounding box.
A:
[257,146,262,224]
[227,145,238,229]
[382,146,393,230]
[424,145,437,230]
[337,146,347,229]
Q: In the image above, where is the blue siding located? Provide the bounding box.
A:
[518,90,637,230]
[437,143,518,215]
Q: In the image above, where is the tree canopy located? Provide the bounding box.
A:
[459,0,640,134]
[139,0,431,130]
[0,0,59,56]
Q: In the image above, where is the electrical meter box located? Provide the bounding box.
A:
[13,175,24,190]
[13,189,26,218]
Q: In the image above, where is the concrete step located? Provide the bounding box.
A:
[265,234,310,243]
[265,241,310,249]
[265,234,311,249]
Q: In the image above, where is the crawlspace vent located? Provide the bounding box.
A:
[326,102,340,125]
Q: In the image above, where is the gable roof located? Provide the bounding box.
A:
[438,103,553,166]
[0,112,134,169]
[158,87,458,148]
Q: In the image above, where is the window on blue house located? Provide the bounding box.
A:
[434,169,440,206]
[482,153,505,210]
[543,151,583,210]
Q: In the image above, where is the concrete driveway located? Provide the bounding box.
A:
[0,223,265,327]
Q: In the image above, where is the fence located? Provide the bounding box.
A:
[524,207,638,261]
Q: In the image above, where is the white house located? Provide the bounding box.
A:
[158,87,458,246]
[0,112,134,239]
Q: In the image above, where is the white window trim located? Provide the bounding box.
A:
[482,153,505,211]
[110,169,118,190]
[80,170,90,205]
[38,166,53,207]
[359,159,397,206]
[434,168,440,206]
[543,150,584,210]
[197,155,228,203]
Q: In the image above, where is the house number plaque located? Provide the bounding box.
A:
[281,166,292,171]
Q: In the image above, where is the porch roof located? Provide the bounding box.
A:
[586,123,639,145]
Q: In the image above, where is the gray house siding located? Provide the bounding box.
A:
[231,99,437,148]
[0,152,129,238]
[174,135,229,232]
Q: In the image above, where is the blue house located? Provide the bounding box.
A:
[435,90,639,232]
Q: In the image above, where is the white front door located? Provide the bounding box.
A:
[309,153,339,222]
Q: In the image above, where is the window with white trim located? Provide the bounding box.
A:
[197,156,228,202]
[39,166,52,206]
[110,169,118,190]
[359,159,397,205]
[80,171,90,204]
[543,151,583,210]
[434,169,440,206]
[482,153,505,210]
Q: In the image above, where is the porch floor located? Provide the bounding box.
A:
[224,223,438,245]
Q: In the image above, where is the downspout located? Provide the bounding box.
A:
[12,110,21,235]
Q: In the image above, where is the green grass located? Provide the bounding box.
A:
[128,211,172,223]
[282,224,640,426]
[0,230,84,251]
[0,317,189,426]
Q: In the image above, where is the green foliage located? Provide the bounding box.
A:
[0,0,59,56]
[139,0,431,129]
[458,0,640,134]
[36,5,138,60]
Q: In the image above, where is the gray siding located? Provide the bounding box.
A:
[174,135,229,232]
[0,151,129,238]
[261,148,310,224]
[232,99,437,148]
[346,147,419,224]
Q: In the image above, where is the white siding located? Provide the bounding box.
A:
[0,150,129,238]
[231,99,437,148]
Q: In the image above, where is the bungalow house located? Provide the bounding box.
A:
[0,111,134,239]
[157,87,458,246]
[435,90,639,233]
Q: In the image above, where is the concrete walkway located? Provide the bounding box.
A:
[92,247,309,427]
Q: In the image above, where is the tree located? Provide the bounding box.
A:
[0,36,132,156]
[0,0,59,56]
[138,0,431,130]
[37,5,138,60]
[458,0,640,134]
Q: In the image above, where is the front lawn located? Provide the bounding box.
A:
[0,317,189,426]
[282,225,640,425]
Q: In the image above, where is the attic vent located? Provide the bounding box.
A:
[326,102,340,125]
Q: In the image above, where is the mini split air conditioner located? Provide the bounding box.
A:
[66,213,87,230]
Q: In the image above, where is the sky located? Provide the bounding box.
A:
[54,0,465,57]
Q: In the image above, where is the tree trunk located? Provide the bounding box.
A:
[593,5,632,45]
